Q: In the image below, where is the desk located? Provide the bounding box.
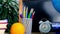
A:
[5,32,55,34]
[32,32,55,34]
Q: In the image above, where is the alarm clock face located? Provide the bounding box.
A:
[42,23,48,30]
[39,23,51,33]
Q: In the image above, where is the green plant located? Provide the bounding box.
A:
[0,0,19,33]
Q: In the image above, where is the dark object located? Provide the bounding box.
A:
[40,18,47,22]
[55,32,60,34]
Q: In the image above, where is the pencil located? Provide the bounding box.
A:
[23,6,26,18]
[19,0,23,23]
[28,8,34,18]
[32,11,35,19]
[19,0,23,17]
[26,7,28,18]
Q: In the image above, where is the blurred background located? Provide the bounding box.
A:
[23,0,60,32]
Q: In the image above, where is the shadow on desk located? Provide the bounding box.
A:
[5,32,55,34]
[32,32,55,34]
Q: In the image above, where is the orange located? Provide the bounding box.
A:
[10,22,25,34]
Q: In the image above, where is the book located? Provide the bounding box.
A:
[0,19,8,28]
[0,29,5,34]
[0,19,8,34]
[0,24,7,28]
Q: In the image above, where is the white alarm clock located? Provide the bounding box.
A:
[39,20,51,33]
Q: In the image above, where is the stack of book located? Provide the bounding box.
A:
[0,19,8,34]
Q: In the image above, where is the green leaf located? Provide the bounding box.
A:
[0,0,19,33]
[7,0,12,3]
[0,0,3,3]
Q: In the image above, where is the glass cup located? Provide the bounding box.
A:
[22,18,32,34]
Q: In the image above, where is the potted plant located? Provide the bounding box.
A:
[0,0,19,33]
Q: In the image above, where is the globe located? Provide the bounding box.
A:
[52,0,60,12]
